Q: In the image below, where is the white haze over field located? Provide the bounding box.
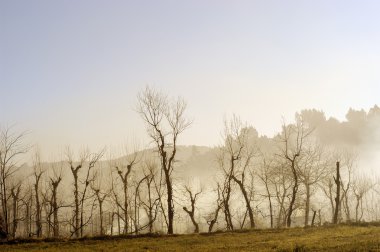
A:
[3,1,380,237]
[2,1,380,159]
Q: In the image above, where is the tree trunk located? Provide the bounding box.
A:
[327,181,335,223]
[1,177,8,235]
[53,185,59,237]
[117,207,121,235]
[24,201,30,237]
[50,177,61,238]
[287,160,298,227]
[166,171,174,234]
[208,205,221,233]
[223,179,234,231]
[264,181,273,228]
[123,182,128,234]
[344,194,351,222]
[53,202,59,237]
[333,162,340,224]
[304,183,310,227]
[183,207,199,233]
[0,212,6,239]
[311,210,317,226]
[99,201,103,236]
[355,196,360,222]
[232,176,255,228]
[35,184,42,237]
[12,195,17,238]
[74,174,80,237]
[277,188,287,227]
[148,185,153,233]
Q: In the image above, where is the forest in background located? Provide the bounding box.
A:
[1,87,380,239]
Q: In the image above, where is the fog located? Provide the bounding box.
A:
[2,87,380,237]
[2,0,380,241]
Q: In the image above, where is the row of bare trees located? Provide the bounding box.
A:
[1,87,380,239]
[0,86,191,238]
[0,138,163,238]
[210,113,379,231]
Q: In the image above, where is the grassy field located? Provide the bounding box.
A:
[1,225,380,251]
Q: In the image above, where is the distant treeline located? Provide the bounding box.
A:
[1,87,379,239]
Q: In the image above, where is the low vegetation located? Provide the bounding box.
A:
[1,225,380,251]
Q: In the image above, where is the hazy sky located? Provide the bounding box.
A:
[1,1,380,156]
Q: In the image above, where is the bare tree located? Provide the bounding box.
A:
[9,181,22,238]
[42,164,64,238]
[0,126,28,235]
[352,175,374,222]
[21,186,33,237]
[32,150,44,237]
[139,159,160,233]
[257,157,275,228]
[182,185,202,233]
[320,150,355,224]
[298,144,328,226]
[137,86,191,234]
[320,174,336,222]
[231,146,256,228]
[333,161,341,224]
[218,115,256,229]
[50,169,63,238]
[206,183,223,233]
[272,162,292,227]
[340,153,356,222]
[220,172,234,230]
[132,174,148,234]
[110,174,123,235]
[91,177,109,236]
[67,148,104,237]
[112,149,139,234]
[278,116,312,227]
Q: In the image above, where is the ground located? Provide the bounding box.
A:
[1,225,380,251]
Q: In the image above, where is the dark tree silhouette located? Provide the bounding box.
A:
[137,86,191,234]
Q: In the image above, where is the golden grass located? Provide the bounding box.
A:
[1,225,380,251]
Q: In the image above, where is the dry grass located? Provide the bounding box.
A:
[1,225,380,251]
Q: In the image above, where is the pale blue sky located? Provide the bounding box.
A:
[1,1,379,156]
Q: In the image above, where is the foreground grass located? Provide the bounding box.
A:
[1,225,380,251]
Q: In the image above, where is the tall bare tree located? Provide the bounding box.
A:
[0,126,28,235]
[298,144,327,226]
[258,157,275,228]
[333,161,341,224]
[9,181,22,238]
[50,172,63,238]
[67,148,104,237]
[270,161,293,227]
[91,177,109,236]
[42,164,64,238]
[320,173,336,222]
[219,115,256,229]
[137,86,191,234]
[32,150,44,237]
[339,152,356,222]
[21,185,33,237]
[114,150,139,234]
[278,116,312,227]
